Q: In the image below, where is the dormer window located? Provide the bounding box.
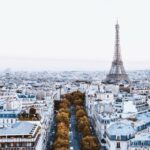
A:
[117,136,120,140]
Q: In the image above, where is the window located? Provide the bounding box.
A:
[116,142,120,148]
[27,143,32,147]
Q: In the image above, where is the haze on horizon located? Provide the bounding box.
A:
[0,0,150,71]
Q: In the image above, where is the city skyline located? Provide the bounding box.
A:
[0,0,150,71]
[1,1,150,150]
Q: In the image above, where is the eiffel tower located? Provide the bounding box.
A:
[104,22,130,84]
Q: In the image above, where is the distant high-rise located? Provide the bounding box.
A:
[104,22,130,84]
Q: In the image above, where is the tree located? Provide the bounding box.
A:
[76,105,84,111]
[61,99,70,107]
[64,94,73,103]
[54,147,69,150]
[56,112,69,125]
[74,99,83,106]
[72,91,85,102]
[76,109,86,119]
[57,122,68,130]
[56,128,68,139]
[59,99,70,109]
[58,108,69,114]
[29,107,36,118]
[21,111,27,118]
[29,107,36,115]
[77,115,90,132]
[81,136,99,150]
[82,126,91,137]
[53,138,69,149]
[59,102,68,109]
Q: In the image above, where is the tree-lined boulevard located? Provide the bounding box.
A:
[49,91,100,150]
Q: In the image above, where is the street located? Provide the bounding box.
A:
[69,106,80,150]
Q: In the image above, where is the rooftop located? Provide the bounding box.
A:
[137,112,150,124]
[130,132,150,147]
[0,122,38,136]
[107,122,135,136]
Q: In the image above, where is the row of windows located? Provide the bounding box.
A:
[100,119,117,124]
[0,142,34,148]
[0,148,35,150]
[108,135,134,141]
[131,141,150,146]
[0,118,15,123]
[0,114,17,118]
[133,148,150,150]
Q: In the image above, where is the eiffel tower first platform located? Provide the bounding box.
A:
[103,22,130,85]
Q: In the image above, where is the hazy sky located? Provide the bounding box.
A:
[0,0,150,71]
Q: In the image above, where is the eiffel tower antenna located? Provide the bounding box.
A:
[103,22,130,85]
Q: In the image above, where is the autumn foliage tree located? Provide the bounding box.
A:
[53,138,69,149]
[76,109,86,118]
[81,136,99,150]
[56,111,69,126]
[52,99,70,150]
[59,99,70,109]
[74,98,83,106]
[76,105,84,111]
[63,91,85,105]
[82,126,91,137]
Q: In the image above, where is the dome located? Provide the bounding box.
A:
[107,122,135,139]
